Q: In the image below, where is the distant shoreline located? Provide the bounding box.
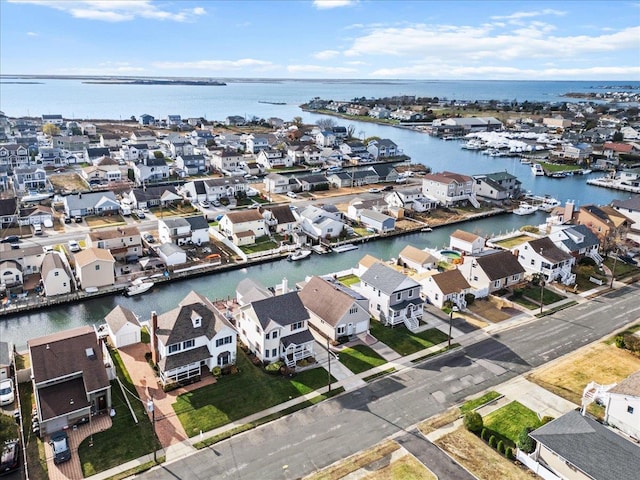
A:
[83,79,226,86]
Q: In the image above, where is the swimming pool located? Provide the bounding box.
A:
[440,250,462,261]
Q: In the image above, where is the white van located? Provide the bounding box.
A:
[33,224,43,235]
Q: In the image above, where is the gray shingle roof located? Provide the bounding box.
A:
[529,410,640,480]
[475,250,525,280]
[251,292,309,329]
[360,262,419,294]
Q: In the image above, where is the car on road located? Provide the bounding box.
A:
[0,440,20,475]
[50,431,71,464]
[368,188,381,193]
[33,224,43,235]
[74,216,83,223]
[1,235,19,244]
[0,379,14,406]
[143,233,155,243]
[68,240,81,253]
[42,245,54,253]
[286,191,297,199]
[136,210,146,219]
[382,185,394,191]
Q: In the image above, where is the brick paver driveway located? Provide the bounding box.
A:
[118,343,216,448]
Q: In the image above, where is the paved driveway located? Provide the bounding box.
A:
[117,343,216,448]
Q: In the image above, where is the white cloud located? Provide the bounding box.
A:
[8,0,207,22]
[313,0,357,9]
[153,58,276,72]
[56,64,146,74]
[287,64,357,74]
[26,31,38,36]
[313,50,341,60]
[491,9,566,21]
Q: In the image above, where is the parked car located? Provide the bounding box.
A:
[74,216,83,223]
[200,201,210,208]
[382,185,394,191]
[0,440,20,475]
[136,210,146,219]
[0,379,14,406]
[68,240,81,253]
[1,235,19,244]
[33,224,43,235]
[63,215,72,224]
[618,254,638,265]
[212,200,221,207]
[50,431,71,464]
[143,233,155,243]
[368,188,381,193]
[286,191,297,199]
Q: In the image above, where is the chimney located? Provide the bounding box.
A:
[281,277,288,294]
[150,311,158,365]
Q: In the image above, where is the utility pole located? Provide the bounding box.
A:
[146,396,157,462]
[327,337,332,392]
[610,249,619,288]
[539,277,546,315]
[448,306,458,348]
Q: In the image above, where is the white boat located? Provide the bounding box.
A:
[332,243,359,253]
[513,202,539,215]
[126,281,154,296]
[461,140,483,150]
[520,158,532,165]
[539,197,561,212]
[287,249,312,261]
[531,163,545,176]
[421,226,433,232]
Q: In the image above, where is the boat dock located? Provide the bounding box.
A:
[586,177,640,194]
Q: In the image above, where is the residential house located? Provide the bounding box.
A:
[256,149,292,169]
[398,245,438,273]
[450,229,485,255]
[0,259,22,289]
[527,409,640,480]
[63,191,120,218]
[356,254,384,277]
[40,252,72,297]
[421,269,471,309]
[604,370,640,440]
[0,243,45,280]
[573,204,632,251]
[157,243,187,266]
[150,291,237,385]
[130,130,157,146]
[0,165,9,192]
[189,129,215,147]
[558,143,593,162]
[168,138,194,159]
[458,249,525,297]
[246,134,270,154]
[371,163,400,183]
[516,237,576,285]
[357,262,424,331]
[548,224,603,265]
[218,209,266,246]
[611,196,640,243]
[139,114,155,126]
[28,326,113,435]
[42,114,64,125]
[187,177,248,204]
[235,278,273,306]
[13,166,47,192]
[339,141,367,157]
[391,109,423,122]
[83,147,111,164]
[472,171,521,201]
[236,291,315,367]
[264,173,294,195]
[299,276,370,341]
[262,205,298,235]
[80,122,96,136]
[346,198,387,222]
[368,106,391,119]
[327,169,379,189]
[385,188,436,213]
[295,174,329,193]
[105,305,141,348]
[87,225,143,263]
[158,215,209,246]
[74,248,115,289]
[332,126,348,140]
[99,133,122,148]
[176,154,207,176]
[367,139,398,159]
[209,149,245,172]
[82,157,122,184]
[38,146,68,168]
[345,104,369,116]
[302,145,323,166]
[315,130,337,147]
[358,209,395,233]
[422,171,478,207]
[225,115,245,127]
[127,185,181,210]
[52,136,90,153]
[0,144,29,168]
[166,114,182,126]
[0,341,12,381]
[120,143,149,162]
[132,157,170,185]
[295,204,345,241]
[19,204,54,227]
[542,115,573,130]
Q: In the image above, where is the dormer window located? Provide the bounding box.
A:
[191,311,202,328]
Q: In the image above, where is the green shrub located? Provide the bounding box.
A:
[211,366,222,377]
[518,427,536,453]
[488,435,497,448]
[497,440,505,454]
[480,428,489,441]
[464,293,476,306]
[265,361,284,374]
[505,447,514,459]
[540,416,554,425]
[463,411,483,434]
[512,288,523,298]
[615,335,625,349]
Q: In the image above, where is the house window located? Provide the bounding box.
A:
[530,259,535,265]
[272,348,277,358]
[95,265,100,271]
[265,350,269,358]
[512,275,519,281]
[628,406,634,414]
[291,321,303,331]
[493,280,501,288]
[408,289,413,298]
[272,331,278,339]
[396,293,401,300]
[349,306,358,314]
[215,336,233,347]
[168,344,180,354]
[265,333,270,340]
[337,325,345,335]
[183,339,195,349]
[54,271,59,276]
[256,325,261,333]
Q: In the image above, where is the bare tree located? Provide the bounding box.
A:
[316,118,337,130]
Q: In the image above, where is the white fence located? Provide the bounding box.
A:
[515,450,561,480]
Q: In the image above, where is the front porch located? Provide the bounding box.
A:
[282,330,315,368]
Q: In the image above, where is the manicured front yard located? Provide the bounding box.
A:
[239,235,278,254]
[460,391,501,415]
[369,321,449,356]
[338,274,360,287]
[78,349,160,476]
[173,348,333,437]
[510,284,566,310]
[483,401,541,446]
[338,344,387,374]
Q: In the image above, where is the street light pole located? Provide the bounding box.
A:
[610,249,619,288]
[539,277,546,315]
[146,396,156,463]
[448,306,458,349]
[327,337,332,392]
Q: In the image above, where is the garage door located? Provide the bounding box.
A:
[0,367,8,380]
[118,331,138,347]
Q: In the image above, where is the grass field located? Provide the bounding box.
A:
[173,348,332,437]
[435,428,538,480]
[338,344,387,374]
[527,341,640,407]
[483,401,541,445]
[369,321,449,356]
[460,391,501,415]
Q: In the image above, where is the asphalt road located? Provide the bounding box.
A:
[139,284,640,480]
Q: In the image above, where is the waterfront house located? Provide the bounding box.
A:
[527,409,640,480]
[346,198,388,222]
[28,326,113,436]
[175,154,207,176]
[63,191,120,218]
[421,171,479,207]
[420,269,471,309]
[262,205,298,235]
[0,144,29,168]
[74,247,115,289]
[302,145,323,166]
[516,237,576,285]
[218,209,266,246]
[315,130,337,147]
[368,106,391,119]
[547,224,603,264]
[0,259,22,290]
[558,143,593,162]
[0,243,45,280]
[203,176,248,201]
[385,188,436,213]
[133,157,170,185]
[158,215,209,246]
[472,171,521,201]
[611,196,640,244]
[150,291,237,386]
[295,204,345,241]
[236,278,273,306]
[573,204,632,251]
[158,242,187,266]
[604,370,640,441]
[299,276,370,341]
[105,305,141,348]
[139,114,155,126]
[13,166,47,192]
[295,174,329,192]
[367,138,398,159]
[358,209,395,233]
[236,291,315,367]
[450,229,485,255]
[40,252,72,297]
[458,249,525,297]
[339,141,367,157]
[264,173,294,196]
[398,245,437,273]
[357,262,424,331]
[87,225,143,263]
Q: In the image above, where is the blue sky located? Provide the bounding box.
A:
[1,0,639,80]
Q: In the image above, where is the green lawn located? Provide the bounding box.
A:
[511,285,566,309]
[239,236,278,254]
[604,256,639,279]
[338,274,360,287]
[369,321,449,356]
[460,391,501,415]
[338,344,387,374]
[173,349,333,437]
[78,349,160,476]
[483,401,541,446]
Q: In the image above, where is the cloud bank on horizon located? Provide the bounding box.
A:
[2,0,639,80]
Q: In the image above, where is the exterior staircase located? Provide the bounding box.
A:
[403,316,420,332]
[468,193,481,209]
[588,250,604,265]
